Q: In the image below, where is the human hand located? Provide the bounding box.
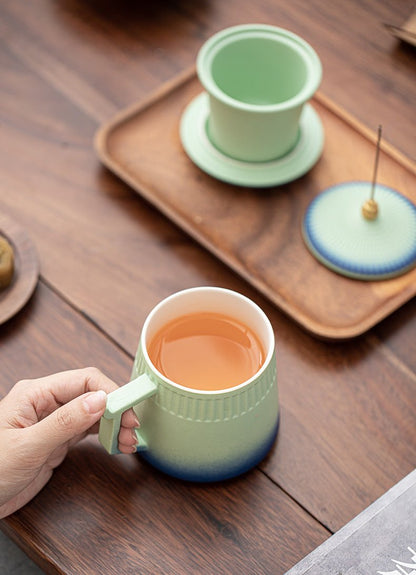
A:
[0,368,139,519]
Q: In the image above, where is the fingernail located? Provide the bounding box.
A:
[83,390,107,414]
[133,416,140,428]
[131,430,138,444]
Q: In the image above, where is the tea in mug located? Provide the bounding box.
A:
[147,311,265,391]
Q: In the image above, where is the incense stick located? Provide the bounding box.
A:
[370,125,382,201]
[362,125,382,220]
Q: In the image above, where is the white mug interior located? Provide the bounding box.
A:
[141,286,274,392]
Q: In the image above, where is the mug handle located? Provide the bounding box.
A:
[99,374,158,455]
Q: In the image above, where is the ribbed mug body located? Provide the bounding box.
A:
[132,345,279,481]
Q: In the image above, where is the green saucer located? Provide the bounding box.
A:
[180,92,324,188]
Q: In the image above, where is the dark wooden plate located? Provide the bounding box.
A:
[0,212,39,325]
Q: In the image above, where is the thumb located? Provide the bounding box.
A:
[27,390,107,455]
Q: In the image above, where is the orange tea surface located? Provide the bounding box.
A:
[147,312,265,391]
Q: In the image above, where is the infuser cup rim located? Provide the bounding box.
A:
[196,23,322,113]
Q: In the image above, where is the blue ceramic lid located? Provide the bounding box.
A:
[303,182,416,280]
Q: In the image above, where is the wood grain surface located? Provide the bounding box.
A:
[0,0,415,573]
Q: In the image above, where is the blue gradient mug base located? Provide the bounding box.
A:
[99,287,279,482]
[140,417,280,482]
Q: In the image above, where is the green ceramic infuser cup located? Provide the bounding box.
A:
[196,24,322,162]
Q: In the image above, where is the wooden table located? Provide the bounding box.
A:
[0,1,415,573]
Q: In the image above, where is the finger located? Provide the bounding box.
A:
[36,370,140,430]
[118,426,137,447]
[23,390,107,456]
[80,409,138,437]
[118,443,137,454]
[121,409,140,428]
[35,367,120,404]
[11,368,120,414]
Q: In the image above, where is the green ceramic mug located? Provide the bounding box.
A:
[196,24,322,162]
[99,286,279,482]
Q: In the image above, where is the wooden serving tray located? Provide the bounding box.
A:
[95,68,416,340]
